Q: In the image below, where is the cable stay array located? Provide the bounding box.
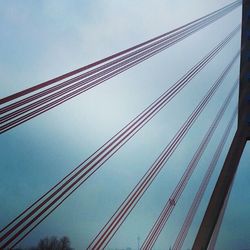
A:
[0,1,243,249]
[172,107,237,250]
[0,21,240,248]
[0,0,241,134]
[87,52,239,250]
[141,80,238,249]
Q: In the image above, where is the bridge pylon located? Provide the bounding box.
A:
[193,0,250,248]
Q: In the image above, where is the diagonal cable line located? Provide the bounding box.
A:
[87,52,239,249]
[0,11,233,123]
[0,1,239,113]
[0,11,238,133]
[0,27,240,249]
[0,0,240,105]
[142,83,238,249]
[172,107,237,250]
[0,1,241,133]
[141,80,238,249]
[0,24,240,134]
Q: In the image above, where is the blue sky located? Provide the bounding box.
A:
[0,1,246,249]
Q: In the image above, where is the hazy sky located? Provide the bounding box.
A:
[0,1,245,249]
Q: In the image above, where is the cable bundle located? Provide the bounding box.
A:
[0,1,241,133]
[87,53,239,249]
[0,25,240,250]
[172,108,237,250]
[141,80,238,249]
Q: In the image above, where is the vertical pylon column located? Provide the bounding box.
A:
[192,0,250,249]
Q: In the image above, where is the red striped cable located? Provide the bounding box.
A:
[0,15,239,133]
[141,81,238,249]
[0,6,233,115]
[0,0,240,105]
[87,52,239,249]
[172,108,237,250]
[0,27,239,249]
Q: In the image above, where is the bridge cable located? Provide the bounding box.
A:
[0,0,240,105]
[0,26,240,249]
[141,80,238,249]
[87,53,239,249]
[172,107,237,250]
[0,8,238,133]
[0,1,241,133]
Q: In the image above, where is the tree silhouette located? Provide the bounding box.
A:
[36,236,73,250]
[13,236,73,250]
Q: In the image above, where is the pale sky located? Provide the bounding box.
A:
[0,1,246,249]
